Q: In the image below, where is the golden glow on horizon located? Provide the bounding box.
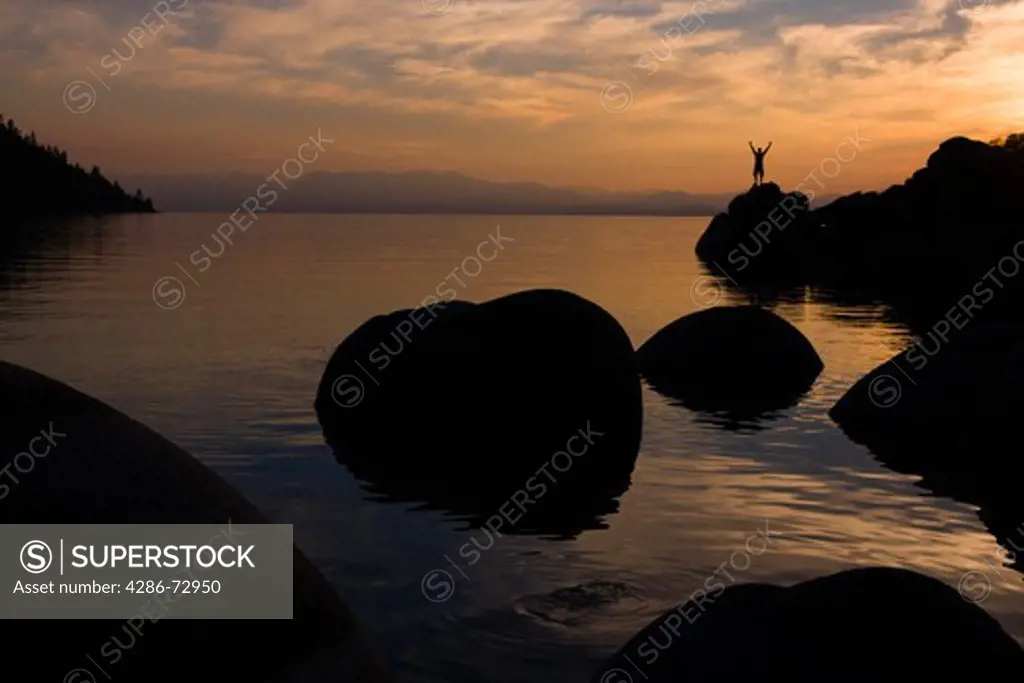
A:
[1,0,1022,193]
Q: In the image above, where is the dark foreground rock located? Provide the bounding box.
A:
[314,289,643,538]
[592,567,1023,681]
[0,362,392,683]
[638,306,823,425]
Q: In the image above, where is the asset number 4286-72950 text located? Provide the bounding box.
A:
[126,579,221,594]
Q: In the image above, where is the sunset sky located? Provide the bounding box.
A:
[1,0,1022,194]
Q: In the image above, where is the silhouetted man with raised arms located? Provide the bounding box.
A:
[749,140,772,186]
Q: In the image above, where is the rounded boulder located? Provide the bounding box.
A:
[638,306,823,419]
[314,289,644,536]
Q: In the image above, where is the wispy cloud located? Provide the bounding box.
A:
[3,0,1023,192]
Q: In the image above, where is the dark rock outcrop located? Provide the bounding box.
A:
[314,289,643,538]
[831,325,1024,573]
[638,306,823,425]
[0,362,392,683]
[696,136,1024,326]
[591,567,1023,681]
[695,182,817,282]
[814,137,1024,311]
[829,324,1024,451]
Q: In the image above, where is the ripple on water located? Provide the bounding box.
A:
[514,581,645,627]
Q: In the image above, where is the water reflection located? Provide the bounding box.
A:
[690,404,792,432]
[320,442,638,540]
[837,430,1024,579]
[643,375,804,433]
[3,214,1024,682]
[701,265,934,332]
[0,216,103,291]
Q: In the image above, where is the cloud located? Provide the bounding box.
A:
[2,0,1023,192]
[0,0,999,117]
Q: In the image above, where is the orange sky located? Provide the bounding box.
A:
[1,0,1022,193]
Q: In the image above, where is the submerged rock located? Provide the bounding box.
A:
[592,567,1023,681]
[638,306,823,423]
[0,361,392,683]
[315,289,643,538]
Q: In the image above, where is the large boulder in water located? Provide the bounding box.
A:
[314,289,643,537]
[695,183,817,282]
[637,306,823,424]
[591,567,1023,681]
[831,325,1024,572]
[0,362,393,682]
[829,323,1024,454]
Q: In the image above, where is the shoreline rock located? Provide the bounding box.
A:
[695,136,1024,326]
[0,361,392,683]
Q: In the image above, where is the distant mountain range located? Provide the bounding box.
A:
[117,170,844,216]
[115,170,740,216]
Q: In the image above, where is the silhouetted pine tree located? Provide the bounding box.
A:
[0,114,156,218]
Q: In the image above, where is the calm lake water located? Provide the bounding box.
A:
[1,213,1022,681]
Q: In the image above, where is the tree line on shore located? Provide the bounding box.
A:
[1,114,155,219]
